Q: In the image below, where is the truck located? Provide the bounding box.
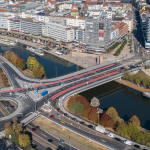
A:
[95,126,106,133]
[41,90,48,97]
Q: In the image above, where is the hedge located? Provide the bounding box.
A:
[107,42,119,53]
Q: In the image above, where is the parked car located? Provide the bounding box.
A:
[48,139,53,142]
[107,133,114,138]
[50,115,54,118]
[72,118,77,121]
[80,122,85,125]
[114,137,121,142]
[87,125,93,128]
[32,128,36,132]
[57,113,61,116]
[59,139,64,143]
[64,113,68,116]
[57,108,60,111]
[134,145,140,148]
[124,140,132,145]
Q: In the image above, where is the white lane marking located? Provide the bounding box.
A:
[33,138,47,147]
[41,132,47,137]
[28,124,33,128]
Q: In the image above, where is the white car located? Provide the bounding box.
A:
[107,133,114,138]
[124,140,132,145]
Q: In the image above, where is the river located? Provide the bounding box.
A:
[80,81,150,130]
[0,44,82,78]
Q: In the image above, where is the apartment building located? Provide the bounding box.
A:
[42,22,75,42]
[0,15,8,29]
[110,27,119,40]
[145,13,150,48]
[7,17,21,32]
[76,28,85,42]
[21,18,43,35]
[114,22,128,37]
[85,16,111,49]
[65,15,86,29]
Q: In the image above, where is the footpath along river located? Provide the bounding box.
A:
[0,44,82,78]
[80,81,150,131]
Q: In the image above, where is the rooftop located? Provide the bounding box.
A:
[22,18,43,24]
[45,22,71,29]
[111,26,117,32]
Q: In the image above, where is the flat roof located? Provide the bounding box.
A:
[22,18,43,24]
[45,22,71,29]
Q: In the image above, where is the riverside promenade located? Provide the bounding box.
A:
[0,35,98,68]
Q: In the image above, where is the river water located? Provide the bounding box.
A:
[80,81,150,130]
[0,44,82,78]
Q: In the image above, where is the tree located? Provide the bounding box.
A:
[9,52,18,66]
[70,102,84,117]
[88,107,98,122]
[116,121,128,136]
[12,117,23,134]
[41,40,44,43]
[27,57,39,71]
[76,95,90,110]
[74,94,80,99]
[100,113,114,128]
[11,32,13,36]
[142,79,148,87]
[129,115,140,127]
[17,33,20,37]
[53,43,56,47]
[59,45,62,49]
[135,78,141,85]
[16,58,26,70]
[67,96,76,109]
[127,122,140,141]
[47,41,50,45]
[23,35,26,39]
[129,75,134,82]
[5,31,7,35]
[67,48,69,51]
[55,4,59,12]
[106,107,119,123]
[5,122,12,134]
[33,69,43,78]
[130,49,133,53]
[39,65,45,76]
[82,107,91,118]
[19,134,31,148]
[35,38,37,42]
[28,36,32,41]
[3,51,11,60]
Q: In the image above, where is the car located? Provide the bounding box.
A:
[80,122,85,125]
[47,148,52,150]
[72,118,77,121]
[107,133,114,138]
[124,140,132,145]
[32,128,36,132]
[59,139,64,143]
[134,144,140,148]
[57,113,61,116]
[87,125,93,128]
[64,113,68,116]
[11,105,14,108]
[50,115,54,118]
[48,139,53,142]
[57,108,60,111]
[114,137,121,141]
[36,126,39,129]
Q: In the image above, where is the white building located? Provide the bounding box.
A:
[88,4,103,10]
[42,22,75,42]
[76,28,85,42]
[58,3,72,12]
[65,15,85,29]
[0,15,8,29]
[110,26,119,40]
[7,17,21,32]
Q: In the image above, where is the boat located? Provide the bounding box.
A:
[26,46,44,56]
[142,92,150,99]
[0,38,17,46]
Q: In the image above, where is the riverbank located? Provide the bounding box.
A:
[0,35,89,68]
[116,79,150,93]
[22,69,36,79]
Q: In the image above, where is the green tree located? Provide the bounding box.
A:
[130,49,133,53]
[67,48,69,51]
[129,115,140,127]
[135,78,141,85]
[55,4,59,12]
[59,45,62,49]
[5,122,12,134]
[16,58,26,70]
[35,38,37,42]
[106,107,119,123]
[19,134,31,148]
[27,57,39,71]
[67,96,76,109]
[12,117,23,134]
[70,102,84,117]
[41,40,44,43]
[33,69,43,78]
[129,75,134,82]
[5,31,7,35]
[9,52,18,66]
[53,43,56,47]
[116,121,128,136]
[17,33,20,37]
[3,51,11,60]
[142,79,148,87]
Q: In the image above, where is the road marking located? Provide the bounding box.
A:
[100,139,106,142]
[28,124,33,128]
[61,121,65,124]
[41,132,47,137]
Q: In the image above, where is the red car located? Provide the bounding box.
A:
[50,115,54,118]
[32,128,36,132]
